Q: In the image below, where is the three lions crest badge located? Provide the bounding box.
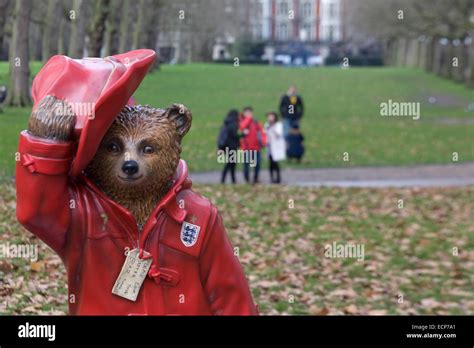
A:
[180,222,201,247]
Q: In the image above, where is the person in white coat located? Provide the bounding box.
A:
[264,112,286,184]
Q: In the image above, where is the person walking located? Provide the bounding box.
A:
[264,111,286,184]
[279,85,304,139]
[218,109,241,184]
[239,106,266,184]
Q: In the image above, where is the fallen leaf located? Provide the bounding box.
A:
[344,304,359,314]
[30,261,44,272]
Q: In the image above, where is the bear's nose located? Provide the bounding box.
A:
[122,160,139,175]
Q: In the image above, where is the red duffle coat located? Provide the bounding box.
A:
[16,131,257,315]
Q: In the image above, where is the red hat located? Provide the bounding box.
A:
[31,49,157,177]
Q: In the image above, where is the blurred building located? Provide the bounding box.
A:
[249,0,343,43]
[156,0,344,64]
[212,0,345,63]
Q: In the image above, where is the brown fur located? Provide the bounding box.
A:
[27,96,192,229]
[85,104,192,228]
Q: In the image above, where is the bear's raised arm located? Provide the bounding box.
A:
[199,206,258,315]
[16,96,76,255]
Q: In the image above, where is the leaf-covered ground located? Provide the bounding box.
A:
[1,181,473,315]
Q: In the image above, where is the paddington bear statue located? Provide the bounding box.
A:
[16,49,257,315]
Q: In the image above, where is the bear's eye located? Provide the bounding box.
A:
[107,142,120,153]
[143,145,154,154]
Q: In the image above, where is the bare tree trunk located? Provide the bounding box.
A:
[417,40,427,69]
[0,0,10,58]
[425,38,433,72]
[395,38,407,66]
[69,0,88,58]
[30,20,43,61]
[103,0,121,56]
[118,0,131,53]
[468,30,474,88]
[433,40,443,75]
[143,0,161,69]
[42,0,61,62]
[5,0,31,106]
[28,1,47,60]
[389,39,397,66]
[385,39,394,66]
[87,0,110,57]
[461,41,470,82]
[426,37,439,73]
[57,15,66,55]
[382,39,391,65]
[406,38,418,67]
[452,42,464,82]
[143,0,159,49]
[441,42,454,79]
[132,0,146,50]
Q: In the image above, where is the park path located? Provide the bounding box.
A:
[190,162,474,188]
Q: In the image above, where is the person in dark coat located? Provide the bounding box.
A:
[286,123,305,162]
[279,85,304,139]
[218,109,241,183]
[0,85,7,104]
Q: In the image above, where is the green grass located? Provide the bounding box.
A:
[0,62,473,177]
[1,181,473,315]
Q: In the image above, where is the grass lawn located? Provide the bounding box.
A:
[1,181,473,315]
[0,62,473,177]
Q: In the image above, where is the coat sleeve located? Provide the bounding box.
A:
[296,96,304,119]
[275,122,284,138]
[16,131,74,255]
[199,206,258,315]
[279,96,288,118]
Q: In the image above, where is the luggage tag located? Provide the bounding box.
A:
[112,248,152,302]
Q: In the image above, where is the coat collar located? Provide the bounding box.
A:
[159,159,189,223]
[80,159,190,226]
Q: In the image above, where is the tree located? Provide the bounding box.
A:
[57,10,67,55]
[466,5,474,87]
[5,0,31,106]
[0,0,10,58]
[42,0,62,62]
[103,0,122,56]
[69,0,89,58]
[346,0,474,86]
[29,2,47,61]
[141,0,162,69]
[156,0,242,63]
[132,0,147,50]
[87,0,110,57]
[118,0,131,53]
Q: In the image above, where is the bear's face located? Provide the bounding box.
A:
[85,104,192,203]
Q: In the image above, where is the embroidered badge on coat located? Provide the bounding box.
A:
[180,221,201,247]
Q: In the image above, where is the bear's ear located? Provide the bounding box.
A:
[163,103,192,139]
